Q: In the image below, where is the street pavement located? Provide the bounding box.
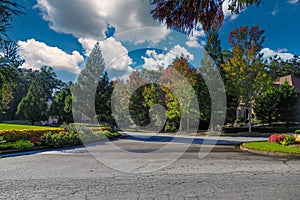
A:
[0,132,299,199]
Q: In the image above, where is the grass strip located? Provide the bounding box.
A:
[242,141,300,154]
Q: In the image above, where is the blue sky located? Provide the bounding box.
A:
[8,0,300,82]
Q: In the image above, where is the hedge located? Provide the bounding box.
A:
[0,128,64,142]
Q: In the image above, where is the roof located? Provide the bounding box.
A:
[274,75,300,92]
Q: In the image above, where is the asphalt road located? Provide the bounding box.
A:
[0,132,299,199]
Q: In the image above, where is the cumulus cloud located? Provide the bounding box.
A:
[142,45,194,70]
[222,0,239,20]
[261,48,294,60]
[18,39,84,74]
[35,0,170,44]
[99,37,133,78]
[78,37,98,56]
[287,0,299,4]
[186,29,206,48]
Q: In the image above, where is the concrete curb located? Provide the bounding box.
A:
[240,144,300,158]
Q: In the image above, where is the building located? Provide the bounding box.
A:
[273,75,300,92]
[236,75,300,124]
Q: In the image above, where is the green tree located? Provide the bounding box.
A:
[277,81,299,126]
[73,42,105,122]
[16,75,48,125]
[95,72,114,124]
[143,83,167,131]
[0,40,24,88]
[254,86,278,126]
[4,67,61,120]
[160,57,200,132]
[254,81,299,126]
[4,68,34,120]
[150,0,261,33]
[0,83,13,121]
[269,55,300,79]
[39,66,63,99]
[223,25,271,132]
[49,82,74,124]
[127,71,150,128]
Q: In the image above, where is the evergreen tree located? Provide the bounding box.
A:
[95,72,114,124]
[73,42,105,122]
[39,66,63,99]
[49,82,73,124]
[16,75,48,125]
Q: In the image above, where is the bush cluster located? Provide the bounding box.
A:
[40,132,82,148]
[0,128,64,142]
[0,140,34,150]
[0,124,121,151]
[268,134,295,146]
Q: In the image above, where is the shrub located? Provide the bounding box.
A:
[0,142,13,150]
[12,140,34,149]
[293,134,300,143]
[30,136,41,146]
[295,130,300,134]
[282,135,295,146]
[40,132,81,148]
[103,130,121,139]
[62,123,113,134]
[62,123,78,133]
[268,134,295,146]
[0,136,6,144]
[268,134,286,143]
[0,128,64,142]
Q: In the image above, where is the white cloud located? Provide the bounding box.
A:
[186,29,206,48]
[78,37,98,56]
[287,0,299,4]
[99,37,133,72]
[18,39,84,74]
[142,45,194,70]
[115,27,170,45]
[261,48,294,60]
[222,0,239,20]
[35,0,170,44]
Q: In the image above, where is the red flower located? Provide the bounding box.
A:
[268,134,286,144]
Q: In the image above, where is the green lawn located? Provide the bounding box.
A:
[242,141,300,154]
[0,123,60,130]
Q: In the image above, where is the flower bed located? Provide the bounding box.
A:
[242,141,300,154]
[241,132,300,156]
[0,128,64,142]
[0,124,121,153]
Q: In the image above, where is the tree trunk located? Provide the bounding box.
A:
[32,120,35,126]
[187,117,190,133]
[249,102,252,133]
[180,118,182,132]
